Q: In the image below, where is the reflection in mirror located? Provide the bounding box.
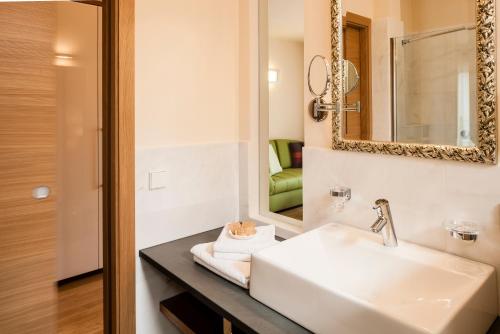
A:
[341,0,477,147]
[343,60,360,95]
[262,0,304,223]
[308,55,330,97]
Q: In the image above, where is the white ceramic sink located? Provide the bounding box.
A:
[250,223,497,334]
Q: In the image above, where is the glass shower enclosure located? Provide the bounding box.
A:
[392,26,477,147]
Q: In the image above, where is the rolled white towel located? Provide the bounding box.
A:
[190,242,250,289]
[213,224,279,262]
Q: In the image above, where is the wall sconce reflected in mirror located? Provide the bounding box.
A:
[54,54,74,67]
[268,69,279,83]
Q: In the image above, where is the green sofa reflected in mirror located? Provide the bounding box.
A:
[269,139,303,213]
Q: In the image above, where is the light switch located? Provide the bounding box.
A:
[149,170,168,190]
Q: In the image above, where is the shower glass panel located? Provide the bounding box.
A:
[392,27,477,146]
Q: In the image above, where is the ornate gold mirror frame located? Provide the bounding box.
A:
[330,0,497,164]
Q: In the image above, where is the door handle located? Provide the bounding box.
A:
[32,186,50,200]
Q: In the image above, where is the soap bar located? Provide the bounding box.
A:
[228,221,256,237]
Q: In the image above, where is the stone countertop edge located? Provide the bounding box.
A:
[138,227,310,334]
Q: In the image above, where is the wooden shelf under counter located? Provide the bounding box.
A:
[160,292,245,334]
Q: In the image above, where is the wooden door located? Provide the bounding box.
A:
[343,12,372,140]
[0,3,57,333]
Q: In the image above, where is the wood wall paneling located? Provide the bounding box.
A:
[0,3,57,333]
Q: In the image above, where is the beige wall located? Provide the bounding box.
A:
[374,0,401,19]
[401,0,475,34]
[269,38,304,141]
[136,0,240,148]
[342,0,374,18]
[343,0,402,19]
[239,0,251,142]
[304,0,332,147]
[135,2,245,332]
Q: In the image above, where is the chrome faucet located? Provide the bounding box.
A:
[371,199,398,247]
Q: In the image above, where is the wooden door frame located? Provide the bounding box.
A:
[343,11,372,140]
[101,0,135,333]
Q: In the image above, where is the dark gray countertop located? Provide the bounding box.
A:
[139,227,500,334]
[139,228,310,334]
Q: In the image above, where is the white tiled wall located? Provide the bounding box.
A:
[238,141,250,220]
[135,142,240,334]
[304,147,500,314]
[371,17,403,142]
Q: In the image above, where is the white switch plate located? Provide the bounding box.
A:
[149,170,168,190]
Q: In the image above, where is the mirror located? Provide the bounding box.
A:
[331,0,497,164]
[308,55,331,98]
[260,0,304,223]
[343,60,359,95]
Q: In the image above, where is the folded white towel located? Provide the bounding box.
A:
[213,224,279,262]
[190,242,250,289]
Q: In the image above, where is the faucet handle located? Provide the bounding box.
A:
[373,199,389,209]
[373,199,390,216]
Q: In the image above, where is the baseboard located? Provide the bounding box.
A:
[57,268,103,287]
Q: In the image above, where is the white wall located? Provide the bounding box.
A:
[303,0,500,315]
[135,144,239,334]
[269,38,304,141]
[135,1,241,333]
[371,17,403,141]
[55,2,102,280]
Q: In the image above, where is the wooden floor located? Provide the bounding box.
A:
[57,273,103,334]
[278,206,303,221]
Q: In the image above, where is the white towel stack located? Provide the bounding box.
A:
[190,224,279,289]
[213,224,278,262]
[191,242,251,288]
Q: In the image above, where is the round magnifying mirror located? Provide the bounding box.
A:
[308,55,331,98]
[343,60,360,95]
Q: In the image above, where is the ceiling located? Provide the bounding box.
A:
[268,0,304,42]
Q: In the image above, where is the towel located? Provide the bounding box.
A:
[213,224,279,262]
[190,242,250,289]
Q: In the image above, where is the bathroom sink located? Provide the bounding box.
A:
[250,223,497,334]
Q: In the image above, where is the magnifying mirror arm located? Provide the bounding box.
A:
[313,98,338,114]
[310,97,340,122]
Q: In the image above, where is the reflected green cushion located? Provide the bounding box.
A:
[275,139,293,168]
[269,189,302,213]
[269,139,301,169]
[269,168,302,195]
[268,139,303,212]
